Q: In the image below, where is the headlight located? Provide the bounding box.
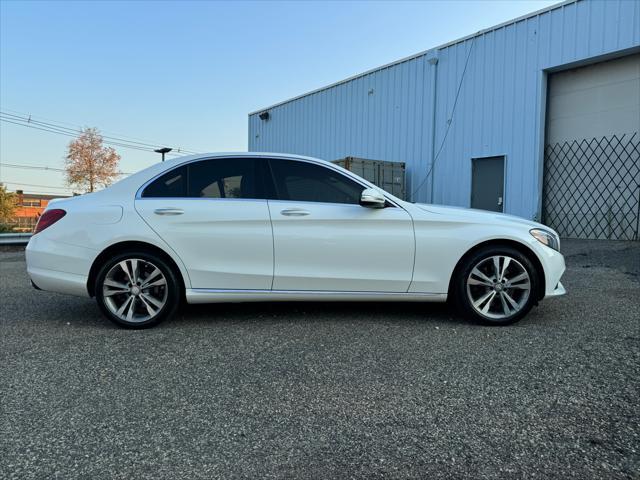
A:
[530,228,560,251]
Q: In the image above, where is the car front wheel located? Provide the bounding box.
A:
[95,251,180,328]
[453,246,540,326]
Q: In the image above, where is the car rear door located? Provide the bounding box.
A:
[266,158,414,292]
[134,157,274,290]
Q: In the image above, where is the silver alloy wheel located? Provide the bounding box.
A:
[102,258,168,323]
[466,255,531,320]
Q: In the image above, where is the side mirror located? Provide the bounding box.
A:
[360,188,386,208]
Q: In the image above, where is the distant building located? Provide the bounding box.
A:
[249,0,640,240]
[13,190,70,232]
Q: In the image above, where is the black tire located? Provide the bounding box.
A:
[95,250,181,329]
[452,245,540,326]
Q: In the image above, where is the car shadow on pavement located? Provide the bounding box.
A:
[43,295,555,330]
[177,300,470,328]
[17,293,476,330]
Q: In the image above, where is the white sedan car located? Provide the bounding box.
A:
[26,153,565,328]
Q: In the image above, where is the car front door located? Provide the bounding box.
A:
[134,157,273,290]
[266,158,414,292]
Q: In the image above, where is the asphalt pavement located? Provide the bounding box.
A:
[1,240,639,479]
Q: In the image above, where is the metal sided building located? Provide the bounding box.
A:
[248,0,640,240]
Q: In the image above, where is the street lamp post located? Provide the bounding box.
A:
[154,147,172,162]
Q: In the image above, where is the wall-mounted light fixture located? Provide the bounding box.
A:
[258,111,270,121]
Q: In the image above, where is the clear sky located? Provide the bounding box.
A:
[1,0,559,195]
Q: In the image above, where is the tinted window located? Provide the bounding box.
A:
[188,158,263,199]
[141,165,187,197]
[142,158,265,199]
[268,159,364,204]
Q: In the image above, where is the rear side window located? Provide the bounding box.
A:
[141,158,265,199]
[188,158,263,199]
[268,159,364,204]
[141,165,187,197]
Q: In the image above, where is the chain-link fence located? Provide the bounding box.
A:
[543,132,640,240]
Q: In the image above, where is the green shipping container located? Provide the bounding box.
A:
[333,157,406,201]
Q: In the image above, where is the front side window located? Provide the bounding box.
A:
[268,159,364,204]
[141,158,264,199]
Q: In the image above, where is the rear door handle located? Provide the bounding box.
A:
[154,208,184,216]
[280,208,310,217]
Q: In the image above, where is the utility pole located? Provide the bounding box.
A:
[154,147,172,162]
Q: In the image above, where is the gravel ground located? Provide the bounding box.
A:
[1,240,638,479]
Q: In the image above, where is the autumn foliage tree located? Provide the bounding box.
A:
[65,128,120,193]
[0,183,18,232]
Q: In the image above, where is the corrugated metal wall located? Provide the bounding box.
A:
[249,0,640,220]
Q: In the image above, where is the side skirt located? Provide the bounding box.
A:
[185,289,448,304]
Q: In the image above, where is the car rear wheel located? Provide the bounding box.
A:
[95,251,180,328]
[453,246,539,325]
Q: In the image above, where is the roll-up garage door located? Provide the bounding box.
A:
[543,53,640,240]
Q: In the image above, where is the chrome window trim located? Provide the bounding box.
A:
[134,196,396,210]
[265,199,394,209]
[135,197,269,203]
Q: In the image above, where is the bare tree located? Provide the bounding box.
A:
[0,183,18,232]
[65,128,120,193]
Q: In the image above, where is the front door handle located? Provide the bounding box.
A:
[280,208,310,217]
[154,208,184,216]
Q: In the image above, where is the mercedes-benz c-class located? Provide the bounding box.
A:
[26,153,565,328]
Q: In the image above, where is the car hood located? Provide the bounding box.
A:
[413,203,549,230]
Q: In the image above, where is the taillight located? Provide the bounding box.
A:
[33,209,66,235]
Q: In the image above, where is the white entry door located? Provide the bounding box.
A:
[135,157,273,289]
[266,158,414,292]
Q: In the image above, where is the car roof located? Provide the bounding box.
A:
[160,152,332,168]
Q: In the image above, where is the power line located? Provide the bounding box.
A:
[1,116,174,154]
[0,111,199,154]
[1,107,204,154]
[0,163,131,194]
[0,162,132,176]
[2,112,179,150]
[1,162,65,172]
[0,113,142,151]
[0,111,201,156]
